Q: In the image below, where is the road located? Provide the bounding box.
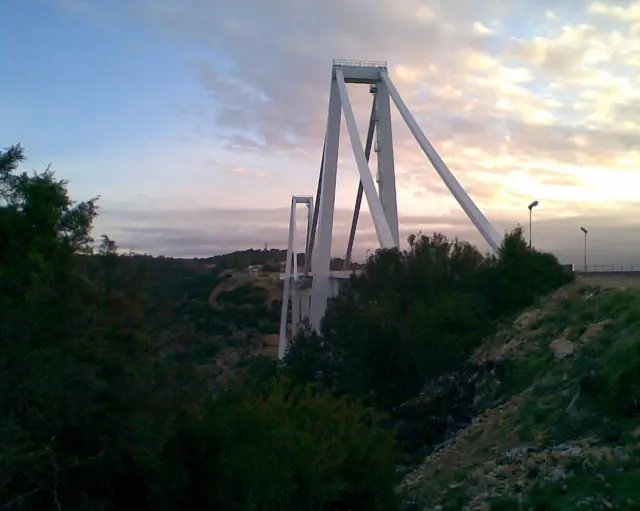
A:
[576,273,640,289]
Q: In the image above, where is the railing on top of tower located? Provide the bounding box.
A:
[332,59,388,69]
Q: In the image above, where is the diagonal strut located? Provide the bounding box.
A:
[344,94,377,269]
[380,71,502,253]
[304,134,326,274]
[335,69,395,249]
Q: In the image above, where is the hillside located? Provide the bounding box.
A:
[5,143,640,511]
[400,279,640,510]
[200,248,289,269]
[78,253,283,381]
[200,247,362,271]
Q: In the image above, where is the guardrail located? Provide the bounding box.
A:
[575,264,640,273]
[333,59,387,69]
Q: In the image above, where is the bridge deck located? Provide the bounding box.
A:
[279,270,361,281]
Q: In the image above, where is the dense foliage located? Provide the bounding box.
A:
[202,247,289,269]
[0,144,399,510]
[580,289,640,417]
[284,230,573,408]
[0,142,575,510]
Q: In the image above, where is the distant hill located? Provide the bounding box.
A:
[198,248,289,270]
[197,248,361,271]
[77,253,281,371]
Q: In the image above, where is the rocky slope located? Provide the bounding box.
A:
[400,280,640,510]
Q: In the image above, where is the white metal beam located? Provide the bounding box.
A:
[309,78,342,330]
[305,140,325,275]
[278,195,313,359]
[380,71,502,254]
[292,202,298,279]
[335,69,396,249]
[278,197,297,359]
[344,94,377,269]
[306,199,313,271]
[375,79,400,247]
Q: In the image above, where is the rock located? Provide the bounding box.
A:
[532,452,548,464]
[486,475,500,486]
[551,451,563,461]
[580,320,609,344]
[525,458,538,471]
[550,338,575,359]
[602,447,614,462]
[262,333,279,347]
[396,465,409,474]
[483,460,497,471]
[514,310,541,330]
[472,468,485,480]
[547,466,567,483]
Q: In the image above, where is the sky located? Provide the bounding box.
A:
[2,0,640,266]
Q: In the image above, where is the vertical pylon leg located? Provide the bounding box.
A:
[278,198,296,360]
[305,200,313,270]
[291,285,300,338]
[292,203,298,278]
[375,80,400,247]
[309,78,341,331]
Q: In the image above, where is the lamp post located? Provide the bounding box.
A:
[580,227,588,272]
[528,200,539,249]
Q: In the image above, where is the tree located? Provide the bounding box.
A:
[0,144,402,510]
[0,144,173,509]
[285,229,570,410]
[99,234,118,255]
[284,233,493,407]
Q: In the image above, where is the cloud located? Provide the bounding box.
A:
[473,22,496,35]
[96,203,640,268]
[52,0,640,262]
[589,1,640,22]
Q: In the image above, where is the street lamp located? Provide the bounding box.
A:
[528,200,539,249]
[580,227,588,272]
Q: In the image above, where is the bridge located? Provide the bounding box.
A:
[278,59,503,359]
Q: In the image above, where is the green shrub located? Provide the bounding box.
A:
[582,333,640,417]
[164,379,401,511]
[0,144,401,510]
[286,228,569,409]
[261,262,281,272]
[479,226,573,317]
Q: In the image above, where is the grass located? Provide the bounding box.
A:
[522,450,640,510]
[404,284,640,509]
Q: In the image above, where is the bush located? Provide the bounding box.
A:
[0,143,402,510]
[284,228,570,410]
[481,226,573,316]
[261,262,281,272]
[582,333,640,417]
[162,379,400,511]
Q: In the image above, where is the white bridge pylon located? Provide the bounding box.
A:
[278,59,501,360]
